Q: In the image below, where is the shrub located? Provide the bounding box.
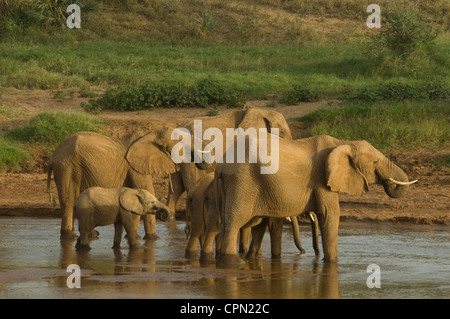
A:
[0,135,29,172]
[352,80,449,102]
[196,11,217,33]
[280,85,319,105]
[82,78,246,112]
[0,0,98,31]
[368,5,437,59]
[7,112,104,145]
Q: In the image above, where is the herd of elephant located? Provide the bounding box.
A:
[47,107,417,266]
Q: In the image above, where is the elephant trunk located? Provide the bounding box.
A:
[195,161,214,171]
[290,217,305,254]
[156,203,172,222]
[378,158,415,199]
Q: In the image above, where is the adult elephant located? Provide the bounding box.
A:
[184,173,318,260]
[48,127,200,240]
[215,135,417,265]
[164,106,292,215]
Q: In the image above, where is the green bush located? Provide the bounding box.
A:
[369,5,437,59]
[7,112,104,145]
[352,80,449,102]
[280,85,320,105]
[82,78,246,112]
[0,0,98,32]
[0,135,29,172]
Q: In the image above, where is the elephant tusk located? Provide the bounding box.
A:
[388,177,418,186]
[286,217,292,223]
[197,149,210,153]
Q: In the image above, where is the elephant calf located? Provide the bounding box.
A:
[74,187,170,250]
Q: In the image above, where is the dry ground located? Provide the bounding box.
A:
[0,89,448,225]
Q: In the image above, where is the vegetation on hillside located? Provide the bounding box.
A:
[0,0,448,171]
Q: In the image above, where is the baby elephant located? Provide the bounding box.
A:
[74,187,170,250]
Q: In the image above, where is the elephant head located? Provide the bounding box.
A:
[326,140,417,197]
[119,188,171,221]
[125,126,205,175]
[238,107,292,140]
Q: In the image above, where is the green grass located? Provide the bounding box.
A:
[0,0,448,174]
[6,112,104,146]
[1,40,448,99]
[296,100,450,150]
[0,112,104,171]
[0,135,30,172]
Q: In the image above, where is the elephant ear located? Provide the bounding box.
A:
[119,189,145,215]
[326,144,369,195]
[126,130,178,175]
[238,107,272,132]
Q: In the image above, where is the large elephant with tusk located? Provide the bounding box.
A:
[162,106,292,215]
[215,134,417,266]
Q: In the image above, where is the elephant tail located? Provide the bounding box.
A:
[201,196,208,233]
[184,198,191,239]
[214,168,224,228]
[46,165,56,207]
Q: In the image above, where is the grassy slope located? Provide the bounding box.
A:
[0,0,449,171]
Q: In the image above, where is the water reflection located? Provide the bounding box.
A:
[57,235,340,299]
[0,218,448,298]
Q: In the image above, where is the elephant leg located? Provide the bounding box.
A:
[308,212,320,256]
[200,230,219,262]
[218,209,248,267]
[166,171,185,215]
[315,188,339,262]
[124,215,141,249]
[185,232,202,258]
[201,202,221,261]
[142,214,159,240]
[75,230,90,250]
[218,227,244,266]
[268,218,284,259]
[238,227,251,254]
[113,222,124,249]
[214,233,222,259]
[60,193,78,240]
[245,219,267,259]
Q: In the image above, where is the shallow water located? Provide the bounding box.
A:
[0,217,448,299]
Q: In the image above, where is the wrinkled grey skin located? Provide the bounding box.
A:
[184,173,319,261]
[48,131,176,240]
[165,107,293,216]
[74,187,170,250]
[215,135,415,266]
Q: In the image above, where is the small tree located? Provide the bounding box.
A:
[372,5,437,58]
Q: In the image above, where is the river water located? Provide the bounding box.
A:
[0,217,448,299]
